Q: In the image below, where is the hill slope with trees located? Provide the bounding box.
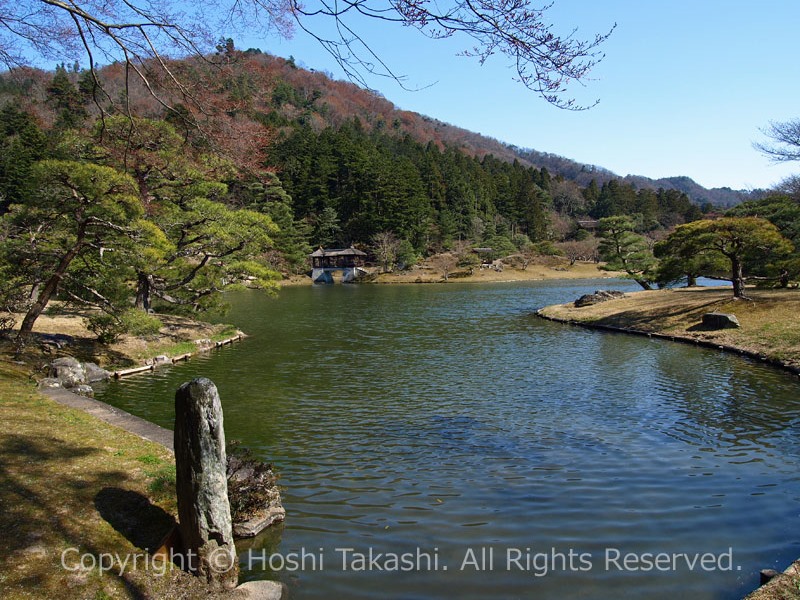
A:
[2,48,789,346]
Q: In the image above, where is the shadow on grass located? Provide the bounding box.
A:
[0,333,134,369]
[686,321,740,332]
[95,488,176,552]
[591,294,731,331]
[0,433,152,598]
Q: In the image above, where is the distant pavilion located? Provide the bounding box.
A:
[577,219,600,232]
[309,247,368,283]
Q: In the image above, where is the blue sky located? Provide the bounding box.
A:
[234,0,800,191]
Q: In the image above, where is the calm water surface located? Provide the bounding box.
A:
[94,280,800,599]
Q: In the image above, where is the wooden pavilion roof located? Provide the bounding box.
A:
[309,247,367,258]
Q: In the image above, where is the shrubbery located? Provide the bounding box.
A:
[86,309,163,343]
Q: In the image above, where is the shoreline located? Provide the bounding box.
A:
[535,306,800,378]
[537,286,800,600]
[1,309,245,373]
[41,385,174,450]
[279,259,623,287]
[535,287,800,375]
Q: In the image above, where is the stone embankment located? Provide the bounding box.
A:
[38,334,246,396]
[113,334,245,378]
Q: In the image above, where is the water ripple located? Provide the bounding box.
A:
[95,281,800,600]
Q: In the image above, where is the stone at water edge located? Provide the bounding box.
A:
[233,580,288,600]
[232,503,286,538]
[227,453,286,538]
[72,384,94,398]
[174,377,238,590]
[147,355,172,367]
[84,362,111,383]
[44,358,111,395]
[37,377,62,389]
[49,356,86,388]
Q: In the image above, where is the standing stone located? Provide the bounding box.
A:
[174,378,239,590]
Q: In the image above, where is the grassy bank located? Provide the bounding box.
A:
[1,307,241,371]
[0,361,225,599]
[538,287,800,371]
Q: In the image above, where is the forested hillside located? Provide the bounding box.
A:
[0,49,748,279]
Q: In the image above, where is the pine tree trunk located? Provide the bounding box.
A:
[16,231,85,342]
[135,271,153,311]
[731,257,745,298]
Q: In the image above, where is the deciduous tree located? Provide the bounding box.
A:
[372,231,401,273]
[558,238,599,266]
[755,118,800,163]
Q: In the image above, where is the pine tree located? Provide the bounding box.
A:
[46,65,87,129]
[598,216,657,290]
[3,161,142,343]
[0,106,48,212]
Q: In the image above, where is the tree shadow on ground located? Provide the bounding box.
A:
[592,295,731,331]
[0,433,155,598]
[95,487,176,552]
[0,333,133,370]
[0,434,105,553]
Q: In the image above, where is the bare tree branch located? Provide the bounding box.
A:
[1,0,613,111]
[755,119,800,163]
[288,0,615,108]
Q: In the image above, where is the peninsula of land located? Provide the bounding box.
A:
[537,286,800,373]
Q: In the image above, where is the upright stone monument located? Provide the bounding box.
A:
[174,378,239,590]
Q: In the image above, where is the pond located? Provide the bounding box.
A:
[94,279,800,599]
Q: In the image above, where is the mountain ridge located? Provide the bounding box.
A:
[279,54,752,207]
[0,49,756,208]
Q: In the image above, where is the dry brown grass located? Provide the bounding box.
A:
[743,561,800,600]
[539,287,800,371]
[376,259,621,284]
